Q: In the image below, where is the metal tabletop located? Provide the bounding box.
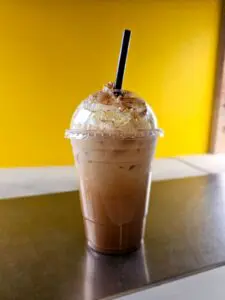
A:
[1,174,225,299]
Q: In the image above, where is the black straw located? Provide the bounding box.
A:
[114,29,131,92]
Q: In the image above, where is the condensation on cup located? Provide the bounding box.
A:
[65,82,163,254]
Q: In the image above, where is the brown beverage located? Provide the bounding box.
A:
[66,83,162,254]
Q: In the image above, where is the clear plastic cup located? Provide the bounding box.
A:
[66,84,163,254]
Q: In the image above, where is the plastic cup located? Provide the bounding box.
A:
[66,84,163,254]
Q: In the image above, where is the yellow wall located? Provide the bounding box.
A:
[0,0,221,167]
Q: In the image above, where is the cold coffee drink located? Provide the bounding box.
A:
[66,83,162,254]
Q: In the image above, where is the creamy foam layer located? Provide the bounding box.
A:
[67,83,160,138]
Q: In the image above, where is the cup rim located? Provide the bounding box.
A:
[65,128,164,140]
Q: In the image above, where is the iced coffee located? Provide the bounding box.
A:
[66,82,162,254]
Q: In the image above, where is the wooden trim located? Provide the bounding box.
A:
[209,0,225,153]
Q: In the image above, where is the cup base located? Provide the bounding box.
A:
[87,240,141,255]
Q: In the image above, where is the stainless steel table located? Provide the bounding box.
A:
[1,174,225,299]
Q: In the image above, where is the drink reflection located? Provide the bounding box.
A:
[83,243,150,300]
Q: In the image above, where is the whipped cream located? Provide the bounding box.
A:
[66,83,161,138]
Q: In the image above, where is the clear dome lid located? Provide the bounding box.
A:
[65,82,163,139]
